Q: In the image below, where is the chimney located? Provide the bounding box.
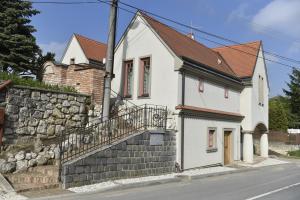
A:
[187,33,195,40]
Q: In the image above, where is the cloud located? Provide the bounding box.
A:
[39,42,66,61]
[288,42,300,55]
[251,0,300,38]
[227,3,250,22]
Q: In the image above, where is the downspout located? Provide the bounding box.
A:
[180,70,185,171]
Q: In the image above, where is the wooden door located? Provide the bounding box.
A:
[224,131,232,165]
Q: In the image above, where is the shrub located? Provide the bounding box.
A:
[0,72,77,93]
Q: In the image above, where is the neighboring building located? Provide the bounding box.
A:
[112,12,269,170]
[43,34,106,105]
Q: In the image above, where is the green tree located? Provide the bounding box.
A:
[283,68,300,120]
[0,0,40,72]
[269,98,289,131]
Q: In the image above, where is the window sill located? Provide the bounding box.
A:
[138,94,150,99]
[206,148,218,153]
[123,95,132,99]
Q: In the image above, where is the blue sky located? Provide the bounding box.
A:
[31,0,300,97]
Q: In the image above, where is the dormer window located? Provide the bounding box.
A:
[70,58,75,64]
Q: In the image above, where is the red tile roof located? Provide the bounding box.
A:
[213,41,261,78]
[140,13,237,78]
[74,34,107,62]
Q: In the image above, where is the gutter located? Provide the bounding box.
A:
[180,70,185,171]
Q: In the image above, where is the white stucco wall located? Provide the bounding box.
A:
[240,47,269,131]
[61,35,89,65]
[184,117,240,169]
[112,16,179,111]
[184,74,241,113]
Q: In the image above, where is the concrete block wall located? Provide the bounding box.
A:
[61,130,176,188]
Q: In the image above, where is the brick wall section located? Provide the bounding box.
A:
[43,64,105,105]
[61,130,176,188]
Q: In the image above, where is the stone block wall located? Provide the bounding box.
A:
[61,131,176,188]
[4,86,92,144]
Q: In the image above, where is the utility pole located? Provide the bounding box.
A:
[102,0,118,121]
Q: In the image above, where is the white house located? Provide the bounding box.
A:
[111,12,269,170]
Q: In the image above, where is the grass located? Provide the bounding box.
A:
[287,150,300,157]
[0,72,77,93]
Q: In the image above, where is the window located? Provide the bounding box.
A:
[198,78,204,92]
[224,87,229,99]
[207,128,217,152]
[70,58,75,64]
[123,60,133,98]
[258,75,264,106]
[139,57,151,97]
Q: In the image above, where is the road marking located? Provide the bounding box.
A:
[245,182,300,200]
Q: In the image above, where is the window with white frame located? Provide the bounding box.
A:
[139,57,151,97]
[198,78,204,93]
[258,75,264,106]
[123,60,133,98]
[207,128,217,152]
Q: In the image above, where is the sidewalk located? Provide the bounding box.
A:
[1,158,289,199]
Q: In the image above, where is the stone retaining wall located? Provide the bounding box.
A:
[3,86,94,144]
[254,139,300,155]
[61,130,176,188]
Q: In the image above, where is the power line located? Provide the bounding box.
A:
[28,1,100,4]
[28,0,299,69]
[118,1,300,65]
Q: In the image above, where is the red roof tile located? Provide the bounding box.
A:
[140,13,237,78]
[74,34,107,62]
[213,41,261,78]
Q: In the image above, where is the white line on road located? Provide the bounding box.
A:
[245,182,300,200]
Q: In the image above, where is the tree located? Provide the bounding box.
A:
[34,51,55,81]
[283,68,300,120]
[0,0,40,72]
[269,98,289,131]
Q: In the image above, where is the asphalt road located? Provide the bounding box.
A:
[36,160,300,200]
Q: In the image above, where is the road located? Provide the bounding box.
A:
[36,160,300,200]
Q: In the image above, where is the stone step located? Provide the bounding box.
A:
[5,172,59,185]
[14,183,59,193]
[27,165,59,177]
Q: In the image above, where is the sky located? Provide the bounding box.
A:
[30,0,300,97]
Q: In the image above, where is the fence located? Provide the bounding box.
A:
[59,104,167,164]
[268,131,300,145]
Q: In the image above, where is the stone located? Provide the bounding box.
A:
[72,115,81,121]
[43,110,53,118]
[88,110,93,116]
[65,115,71,119]
[0,162,16,174]
[31,152,38,159]
[28,126,36,135]
[68,96,75,101]
[36,155,48,166]
[62,100,71,107]
[53,108,64,118]
[33,111,43,119]
[55,119,65,125]
[19,107,29,117]
[54,146,60,159]
[55,125,64,134]
[25,153,32,160]
[76,96,85,103]
[6,105,18,114]
[46,117,55,124]
[50,98,57,103]
[69,106,79,114]
[61,108,70,114]
[8,157,17,162]
[57,94,68,100]
[37,121,47,134]
[16,160,28,172]
[46,103,54,110]
[16,127,27,135]
[7,114,18,122]
[70,101,80,106]
[48,150,55,159]
[66,120,76,127]
[15,151,25,161]
[5,128,13,135]
[47,125,55,136]
[31,91,40,100]
[28,118,39,127]
[0,159,6,166]
[79,104,86,114]
[28,159,37,167]
[41,94,49,101]
[6,153,14,159]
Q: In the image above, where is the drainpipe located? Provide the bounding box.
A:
[180,70,185,171]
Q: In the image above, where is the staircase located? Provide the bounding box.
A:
[5,165,59,192]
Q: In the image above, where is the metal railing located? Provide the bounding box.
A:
[59,104,167,164]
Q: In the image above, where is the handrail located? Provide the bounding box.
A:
[59,104,167,164]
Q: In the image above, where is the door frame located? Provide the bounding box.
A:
[223,128,234,165]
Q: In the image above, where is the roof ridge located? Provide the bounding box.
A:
[212,40,261,50]
[74,33,107,46]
